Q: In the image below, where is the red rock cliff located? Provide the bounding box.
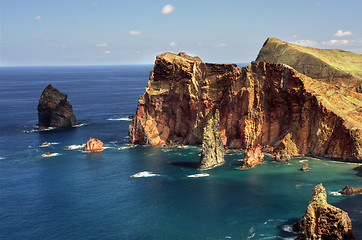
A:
[129,52,361,162]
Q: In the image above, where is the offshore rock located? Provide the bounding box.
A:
[275,149,291,162]
[199,109,225,170]
[84,137,103,152]
[300,163,312,171]
[239,144,264,169]
[37,84,76,128]
[294,184,354,240]
[129,50,362,162]
[339,185,362,196]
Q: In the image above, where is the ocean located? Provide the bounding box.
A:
[0,65,361,240]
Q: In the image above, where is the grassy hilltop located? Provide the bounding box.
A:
[256,38,362,91]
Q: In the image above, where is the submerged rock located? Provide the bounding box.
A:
[239,144,264,169]
[37,84,76,128]
[84,137,103,152]
[199,109,225,170]
[300,163,312,171]
[294,183,354,240]
[339,185,362,196]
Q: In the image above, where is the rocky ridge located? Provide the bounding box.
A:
[37,84,76,128]
[129,49,361,162]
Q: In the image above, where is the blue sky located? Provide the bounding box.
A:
[1,0,362,66]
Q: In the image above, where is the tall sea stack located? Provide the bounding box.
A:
[37,84,76,128]
[199,109,225,170]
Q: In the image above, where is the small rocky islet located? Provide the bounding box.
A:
[34,38,362,237]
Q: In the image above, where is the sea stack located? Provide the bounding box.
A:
[37,84,76,128]
[239,144,264,169]
[294,183,354,240]
[339,185,362,196]
[84,137,103,152]
[199,109,225,170]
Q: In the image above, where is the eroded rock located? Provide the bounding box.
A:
[199,109,225,170]
[339,185,362,196]
[239,144,264,169]
[37,84,76,128]
[294,183,354,240]
[300,163,312,171]
[84,137,103,152]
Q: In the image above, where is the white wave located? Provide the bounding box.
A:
[73,123,86,127]
[299,159,308,163]
[66,144,86,150]
[42,152,60,157]
[130,171,160,178]
[225,236,232,239]
[39,142,59,147]
[0,157,5,160]
[330,191,342,196]
[247,233,255,239]
[107,117,132,121]
[281,225,298,234]
[187,173,210,178]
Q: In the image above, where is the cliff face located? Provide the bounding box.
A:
[37,84,76,128]
[129,52,362,162]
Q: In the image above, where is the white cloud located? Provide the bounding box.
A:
[34,14,42,20]
[129,30,141,35]
[136,51,141,54]
[215,43,228,47]
[334,30,352,37]
[104,50,111,54]
[292,35,297,39]
[161,4,175,14]
[96,43,108,47]
[61,45,67,48]
[322,39,349,46]
[292,40,318,47]
[169,42,176,47]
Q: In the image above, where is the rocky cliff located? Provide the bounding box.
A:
[37,84,76,128]
[129,49,361,162]
[199,109,225,170]
[294,184,354,239]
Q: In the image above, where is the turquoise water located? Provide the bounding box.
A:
[0,66,361,239]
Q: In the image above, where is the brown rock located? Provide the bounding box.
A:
[37,84,76,128]
[294,183,354,240]
[128,51,362,162]
[275,150,291,162]
[339,185,362,196]
[239,144,264,169]
[199,109,225,170]
[84,137,103,152]
[300,163,312,171]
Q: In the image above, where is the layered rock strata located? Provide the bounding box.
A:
[129,51,362,162]
[84,137,103,152]
[294,183,354,240]
[199,109,225,170]
[37,84,76,128]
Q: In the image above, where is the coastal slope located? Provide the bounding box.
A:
[129,48,361,161]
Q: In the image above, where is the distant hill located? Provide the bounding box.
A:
[256,37,362,92]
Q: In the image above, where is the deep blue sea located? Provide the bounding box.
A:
[0,65,361,240]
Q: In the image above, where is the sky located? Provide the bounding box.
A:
[1,0,362,66]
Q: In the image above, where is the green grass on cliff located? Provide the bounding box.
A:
[257,38,362,79]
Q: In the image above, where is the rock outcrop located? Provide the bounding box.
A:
[37,84,76,128]
[300,163,312,171]
[84,137,103,152]
[199,109,225,170]
[239,144,264,169]
[129,47,361,162]
[275,150,291,162]
[339,185,362,196]
[294,183,354,240]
